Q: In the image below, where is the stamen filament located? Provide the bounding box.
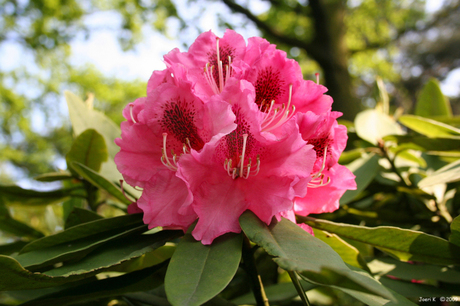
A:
[315,72,320,85]
[261,84,296,132]
[129,104,137,123]
[161,133,178,171]
[222,135,260,179]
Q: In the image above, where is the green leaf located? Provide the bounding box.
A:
[418,158,460,187]
[19,264,166,306]
[300,217,460,265]
[0,185,85,207]
[341,286,416,306]
[65,91,121,159]
[449,215,460,247]
[369,258,460,284]
[239,212,394,300]
[165,232,243,306]
[15,224,148,270]
[0,205,44,239]
[70,162,133,205]
[384,135,460,151]
[398,115,460,138]
[64,207,103,229]
[231,280,316,305]
[0,241,29,255]
[355,109,404,145]
[0,255,87,290]
[15,214,144,269]
[415,78,452,118]
[66,129,108,173]
[312,228,369,272]
[34,172,73,182]
[43,230,182,277]
[380,277,459,298]
[65,91,140,198]
[340,153,381,205]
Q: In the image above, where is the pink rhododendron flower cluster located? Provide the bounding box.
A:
[115,30,356,244]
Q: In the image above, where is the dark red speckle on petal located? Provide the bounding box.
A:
[255,67,285,109]
[160,99,205,151]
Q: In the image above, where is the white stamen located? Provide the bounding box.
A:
[315,73,320,85]
[129,104,137,123]
[261,84,296,132]
[134,186,144,191]
[222,134,260,179]
[161,133,178,171]
[203,39,233,94]
[308,145,330,188]
[240,134,249,176]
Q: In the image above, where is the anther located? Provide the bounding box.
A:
[315,73,320,85]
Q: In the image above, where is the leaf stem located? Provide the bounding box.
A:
[242,235,269,306]
[288,271,311,306]
[378,140,411,187]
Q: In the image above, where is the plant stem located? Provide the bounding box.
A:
[288,271,311,306]
[378,140,411,187]
[242,235,269,306]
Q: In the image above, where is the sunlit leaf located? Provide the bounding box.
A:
[384,135,460,151]
[165,232,243,306]
[300,217,460,265]
[66,129,108,174]
[312,228,369,271]
[449,215,460,247]
[19,264,166,306]
[0,205,44,239]
[70,162,133,204]
[34,172,73,182]
[418,158,460,187]
[355,109,404,145]
[239,212,394,300]
[340,153,381,205]
[415,78,452,118]
[0,185,85,207]
[43,230,182,277]
[368,258,460,284]
[64,207,103,229]
[398,115,460,138]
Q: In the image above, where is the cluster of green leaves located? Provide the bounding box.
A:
[1,79,460,306]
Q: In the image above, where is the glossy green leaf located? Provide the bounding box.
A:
[0,255,88,290]
[43,230,182,277]
[66,129,108,173]
[380,277,459,298]
[65,91,121,159]
[64,207,103,229]
[415,78,452,118]
[239,212,394,300]
[300,217,460,265]
[231,280,316,305]
[312,228,369,271]
[0,185,85,207]
[111,244,176,273]
[0,205,44,239]
[369,258,460,284]
[165,232,243,306]
[418,158,460,187]
[16,224,147,270]
[341,286,416,306]
[34,172,73,182]
[0,241,28,255]
[19,264,166,306]
[449,215,460,247]
[70,162,133,205]
[398,115,460,138]
[340,153,381,205]
[395,150,427,168]
[65,91,140,198]
[384,135,460,151]
[355,109,404,145]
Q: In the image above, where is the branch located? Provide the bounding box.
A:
[220,0,317,56]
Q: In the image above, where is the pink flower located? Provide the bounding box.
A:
[176,80,316,244]
[115,29,356,244]
[115,78,236,231]
[294,111,357,215]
